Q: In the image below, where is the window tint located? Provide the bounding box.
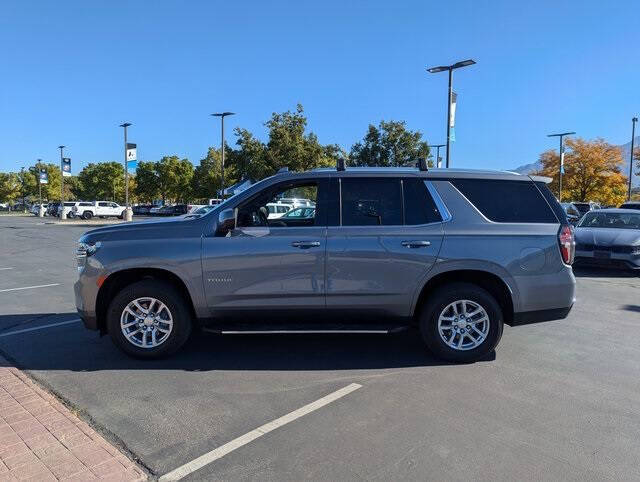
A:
[98,202,108,207]
[451,179,557,223]
[341,178,402,226]
[403,178,441,225]
[80,202,92,206]
[536,182,566,224]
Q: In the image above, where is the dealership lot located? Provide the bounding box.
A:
[1,215,640,481]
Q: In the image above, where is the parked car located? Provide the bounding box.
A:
[157,204,190,216]
[561,202,581,225]
[72,201,126,220]
[281,206,316,219]
[574,209,640,270]
[185,205,216,217]
[132,205,153,215]
[30,204,43,215]
[619,201,640,211]
[58,202,82,218]
[149,205,165,216]
[266,202,292,218]
[46,202,60,217]
[75,165,576,362]
[571,201,600,217]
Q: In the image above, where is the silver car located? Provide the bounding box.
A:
[75,166,576,362]
[574,209,640,270]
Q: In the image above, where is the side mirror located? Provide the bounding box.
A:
[216,208,236,236]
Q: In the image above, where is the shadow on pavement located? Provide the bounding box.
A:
[0,312,495,372]
[572,267,639,278]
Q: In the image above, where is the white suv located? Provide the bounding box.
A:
[73,201,126,220]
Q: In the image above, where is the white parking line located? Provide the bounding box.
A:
[0,319,81,338]
[0,283,60,293]
[159,383,363,481]
[0,267,14,271]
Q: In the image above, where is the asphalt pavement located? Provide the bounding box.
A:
[1,214,639,481]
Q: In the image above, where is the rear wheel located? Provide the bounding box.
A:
[106,280,192,359]
[419,282,503,363]
[82,211,93,220]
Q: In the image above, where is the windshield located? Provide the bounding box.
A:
[578,211,640,229]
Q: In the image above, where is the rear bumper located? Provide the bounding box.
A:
[510,305,573,326]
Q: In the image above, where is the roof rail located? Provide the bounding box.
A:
[276,167,289,174]
[336,158,346,171]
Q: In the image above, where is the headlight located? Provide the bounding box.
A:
[632,246,640,256]
[77,241,101,271]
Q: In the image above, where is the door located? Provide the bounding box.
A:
[202,178,328,315]
[326,177,445,318]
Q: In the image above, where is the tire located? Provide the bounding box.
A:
[106,280,192,359]
[82,211,93,220]
[419,282,503,363]
[118,210,126,219]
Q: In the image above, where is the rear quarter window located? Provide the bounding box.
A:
[450,179,558,223]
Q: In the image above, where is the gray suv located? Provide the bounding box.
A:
[75,166,576,363]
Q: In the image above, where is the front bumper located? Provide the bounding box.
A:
[574,250,640,270]
[74,278,99,330]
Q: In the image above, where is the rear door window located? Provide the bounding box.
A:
[341,178,402,226]
[451,179,557,223]
[403,178,442,225]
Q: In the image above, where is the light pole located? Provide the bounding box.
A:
[428,144,446,168]
[547,131,575,202]
[20,167,25,212]
[37,159,42,216]
[629,117,637,201]
[427,59,476,168]
[119,122,133,221]
[58,146,66,219]
[211,112,235,197]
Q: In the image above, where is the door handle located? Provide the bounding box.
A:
[291,241,321,249]
[401,240,431,248]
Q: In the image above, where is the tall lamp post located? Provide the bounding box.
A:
[428,144,446,168]
[58,146,66,219]
[20,167,25,212]
[427,59,476,168]
[37,159,42,217]
[629,117,638,201]
[119,122,133,221]
[547,131,575,202]
[211,112,235,198]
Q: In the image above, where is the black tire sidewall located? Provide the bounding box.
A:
[106,280,192,359]
[420,283,503,363]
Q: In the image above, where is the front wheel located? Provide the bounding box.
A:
[106,280,192,359]
[419,282,503,363]
[82,211,93,220]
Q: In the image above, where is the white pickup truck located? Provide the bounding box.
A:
[73,201,126,220]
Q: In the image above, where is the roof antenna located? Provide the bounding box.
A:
[337,157,346,171]
[418,158,429,171]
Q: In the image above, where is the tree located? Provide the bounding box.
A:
[0,172,21,203]
[76,162,125,201]
[535,138,628,206]
[155,156,194,203]
[135,161,160,202]
[349,120,430,167]
[191,148,225,199]
[228,129,268,182]
[264,104,339,175]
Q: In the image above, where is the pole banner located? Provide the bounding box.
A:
[560,151,565,174]
[126,143,138,171]
[39,170,48,184]
[62,158,71,177]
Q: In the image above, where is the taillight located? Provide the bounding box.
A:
[558,225,575,265]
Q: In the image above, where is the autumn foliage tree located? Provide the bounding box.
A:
[535,138,628,206]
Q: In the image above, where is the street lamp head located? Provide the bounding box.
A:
[119,122,132,128]
[58,145,65,149]
[633,117,638,123]
[211,112,235,118]
[452,59,476,69]
[427,66,449,73]
[547,131,576,138]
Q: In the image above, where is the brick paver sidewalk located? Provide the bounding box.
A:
[0,362,147,481]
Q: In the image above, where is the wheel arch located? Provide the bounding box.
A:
[413,269,514,325]
[95,267,196,334]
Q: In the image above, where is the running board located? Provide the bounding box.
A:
[202,324,410,335]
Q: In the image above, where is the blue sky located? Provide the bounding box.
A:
[0,0,638,173]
